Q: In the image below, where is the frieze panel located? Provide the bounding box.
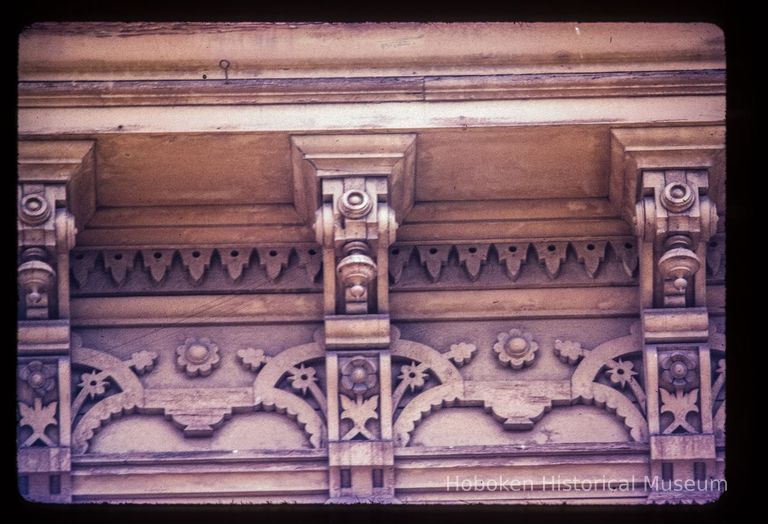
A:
[64,320,720,454]
[69,330,329,452]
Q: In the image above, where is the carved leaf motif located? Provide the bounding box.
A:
[19,398,58,447]
[71,251,97,288]
[388,245,413,284]
[340,394,379,440]
[179,249,213,283]
[102,250,136,285]
[416,245,451,282]
[533,242,568,279]
[571,241,607,278]
[219,247,253,281]
[456,244,490,281]
[610,240,639,277]
[495,243,529,281]
[257,247,291,281]
[141,249,175,283]
[296,246,322,282]
[660,388,699,434]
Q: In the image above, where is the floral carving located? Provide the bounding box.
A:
[398,362,427,392]
[601,358,647,413]
[445,342,477,367]
[78,371,109,399]
[605,359,637,388]
[288,364,317,395]
[237,347,269,372]
[340,394,379,440]
[340,357,377,396]
[129,350,158,375]
[175,337,221,377]
[18,398,58,447]
[660,388,699,434]
[660,352,698,390]
[554,339,586,365]
[493,329,539,369]
[19,361,56,397]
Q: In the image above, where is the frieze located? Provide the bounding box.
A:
[69,238,727,295]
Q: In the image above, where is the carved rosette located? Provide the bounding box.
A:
[493,329,539,369]
[175,337,221,377]
[19,193,53,226]
[340,357,378,397]
[660,352,698,390]
[19,361,57,397]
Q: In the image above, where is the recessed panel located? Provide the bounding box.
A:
[96,133,293,206]
[416,125,610,201]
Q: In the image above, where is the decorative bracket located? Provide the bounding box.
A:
[291,133,415,503]
[634,170,718,308]
[17,141,95,503]
[291,133,416,348]
[615,126,724,498]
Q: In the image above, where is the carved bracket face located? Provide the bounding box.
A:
[612,127,723,310]
[291,134,416,345]
[290,134,417,226]
[17,141,94,323]
[635,170,718,308]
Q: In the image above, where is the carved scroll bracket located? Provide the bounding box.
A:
[615,127,724,496]
[291,135,415,503]
[18,141,94,331]
[17,141,95,503]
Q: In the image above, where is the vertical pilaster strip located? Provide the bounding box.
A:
[292,134,414,503]
[624,133,722,502]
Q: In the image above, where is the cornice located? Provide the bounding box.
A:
[18,70,724,108]
[19,23,724,82]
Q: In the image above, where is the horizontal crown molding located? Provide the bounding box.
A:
[18,70,724,108]
[19,22,724,81]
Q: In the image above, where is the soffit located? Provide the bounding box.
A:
[89,126,610,208]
